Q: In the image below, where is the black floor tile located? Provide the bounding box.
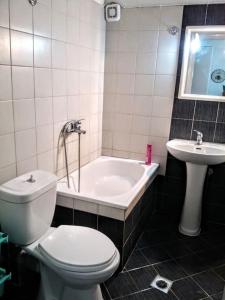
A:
[184,236,211,253]
[192,270,225,296]
[120,288,177,300]
[101,283,111,300]
[176,253,208,275]
[154,259,187,281]
[202,229,225,246]
[197,246,225,269]
[125,250,149,271]
[106,272,138,299]
[172,277,207,300]
[214,265,225,280]
[141,245,171,265]
[211,292,223,300]
[137,230,178,249]
[128,266,157,290]
[164,240,192,259]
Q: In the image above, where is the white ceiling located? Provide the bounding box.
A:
[105,0,225,8]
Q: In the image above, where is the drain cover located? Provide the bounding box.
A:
[156,279,168,289]
[151,275,173,294]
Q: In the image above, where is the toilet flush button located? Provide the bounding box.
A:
[26,175,36,183]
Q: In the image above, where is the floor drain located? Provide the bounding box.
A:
[150,275,173,294]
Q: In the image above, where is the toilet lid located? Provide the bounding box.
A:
[38,226,117,272]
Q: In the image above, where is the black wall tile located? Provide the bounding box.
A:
[206,4,225,25]
[98,216,124,246]
[194,101,218,122]
[217,103,225,123]
[52,205,73,226]
[182,5,207,28]
[172,99,195,120]
[191,121,216,142]
[74,210,97,229]
[170,119,192,140]
[214,123,225,143]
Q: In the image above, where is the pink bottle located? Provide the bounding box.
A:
[145,144,152,165]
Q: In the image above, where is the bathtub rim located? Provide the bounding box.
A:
[57,156,159,220]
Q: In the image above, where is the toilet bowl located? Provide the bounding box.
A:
[0,171,120,300]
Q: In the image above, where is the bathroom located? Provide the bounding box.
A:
[1,0,225,299]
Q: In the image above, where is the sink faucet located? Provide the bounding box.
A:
[193,130,203,145]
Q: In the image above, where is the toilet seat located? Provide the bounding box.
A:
[38,225,117,273]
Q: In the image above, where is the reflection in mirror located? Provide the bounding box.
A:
[179,26,225,102]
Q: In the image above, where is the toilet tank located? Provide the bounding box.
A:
[0,170,58,245]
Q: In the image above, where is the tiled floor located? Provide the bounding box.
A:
[103,221,225,300]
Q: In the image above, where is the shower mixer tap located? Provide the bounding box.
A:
[62,119,86,135]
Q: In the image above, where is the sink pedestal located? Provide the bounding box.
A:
[179,162,208,236]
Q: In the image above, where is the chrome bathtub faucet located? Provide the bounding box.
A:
[193,130,203,145]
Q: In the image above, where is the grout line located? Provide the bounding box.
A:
[212,102,220,142]
[190,100,197,140]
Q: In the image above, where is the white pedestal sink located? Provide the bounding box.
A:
[166,139,225,236]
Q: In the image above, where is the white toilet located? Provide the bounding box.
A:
[0,170,120,300]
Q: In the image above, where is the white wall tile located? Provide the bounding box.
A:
[150,117,171,137]
[103,5,182,165]
[117,52,137,74]
[113,132,131,151]
[12,66,34,100]
[52,0,67,14]
[35,97,53,126]
[34,68,52,98]
[0,134,16,168]
[66,70,79,95]
[34,36,51,68]
[0,0,9,28]
[138,31,159,52]
[33,2,51,38]
[152,96,173,118]
[38,150,54,173]
[135,74,154,96]
[52,40,66,69]
[0,164,16,185]
[53,96,67,122]
[118,31,138,52]
[10,0,33,33]
[130,134,148,153]
[52,69,66,96]
[158,30,180,53]
[138,7,160,30]
[136,52,157,74]
[17,156,37,175]
[156,52,178,75]
[133,95,153,116]
[66,16,79,44]
[0,101,14,135]
[154,75,176,97]
[52,11,66,41]
[0,0,104,181]
[160,5,183,30]
[116,74,135,95]
[15,128,37,161]
[0,27,10,64]
[13,99,35,131]
[0,65,12,100]
[36,125,53,153]
[132,115,150,135]
[11,31,33,66]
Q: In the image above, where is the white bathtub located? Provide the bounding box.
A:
[57,156,159,220]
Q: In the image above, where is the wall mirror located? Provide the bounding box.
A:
[179,26,225,102]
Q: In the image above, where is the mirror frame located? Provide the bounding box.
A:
[179,25,225,102]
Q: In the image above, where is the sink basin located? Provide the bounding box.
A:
[167,139,225,165]
[166,139,225,237]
